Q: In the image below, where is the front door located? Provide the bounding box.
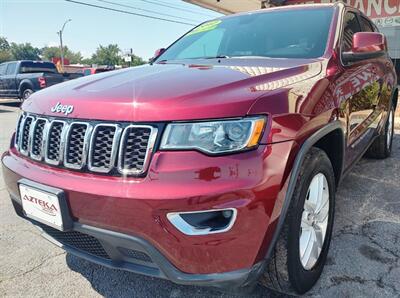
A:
[338,11,384,168]
[4,62,18,97]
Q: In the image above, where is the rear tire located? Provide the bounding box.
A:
[259,147,336,295]
[366,105,394,159]
[21,88,33,101]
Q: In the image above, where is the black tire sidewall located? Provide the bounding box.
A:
[384,105,395,156]
[22,89,33,100]
[286,150,336,293]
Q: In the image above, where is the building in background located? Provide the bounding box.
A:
[185,0,400,82]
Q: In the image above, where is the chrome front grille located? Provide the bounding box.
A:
[15,113,158,176]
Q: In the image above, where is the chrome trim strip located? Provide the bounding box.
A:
[30,117,49,161]
[88,124,122,173]
[15,114,25,150]
[167,208,238,236]
[19,116,34,156]
[117,125,158,176]
[44,120,67,166]
[27,117,37,157]
[41,120,51,162]
[63,122,92,170]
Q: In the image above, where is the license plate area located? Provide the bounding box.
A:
[18,179,73,231]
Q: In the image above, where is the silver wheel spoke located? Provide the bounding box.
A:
[315,199,329,223]
[314,224,324,251]
[307,178,320,212]
[387,110,393,150]
[300,227,319,269]
[299,227,312,260]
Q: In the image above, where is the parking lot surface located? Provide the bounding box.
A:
[1,100,399,297]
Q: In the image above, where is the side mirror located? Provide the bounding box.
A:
[150,48,165,63]
[342,32,386,63]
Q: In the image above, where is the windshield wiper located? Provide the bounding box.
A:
[203,55,230,59]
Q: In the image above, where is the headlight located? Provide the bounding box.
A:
[160,117,266,154]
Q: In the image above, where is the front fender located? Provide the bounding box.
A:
[263,120,345,261]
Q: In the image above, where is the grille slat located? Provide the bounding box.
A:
[30,119,47,160]
[16,114,156,176]
[89,125,120,173]
[15,114,24,149]
[64,123,89,169]
[45,121,65,165]
[118,126,155,175]
[20,116,33,155]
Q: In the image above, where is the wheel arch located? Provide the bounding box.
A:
[18,80,34,98]
[264,121,345,261]
[313,128,345,187]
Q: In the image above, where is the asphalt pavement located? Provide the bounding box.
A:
[0,100,399,298]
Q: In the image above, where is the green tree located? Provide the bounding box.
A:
[10,42,40,60]
[92,44,122,66]
[41,46,83,64]
[131,54,146,66]
[68,50,83,64]
[81,57,94,66]
[0,36,12,63]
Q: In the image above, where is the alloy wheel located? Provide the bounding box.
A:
[299,173,329,270]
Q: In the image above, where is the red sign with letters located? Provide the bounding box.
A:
[286,0,400,20]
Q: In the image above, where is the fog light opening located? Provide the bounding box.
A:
[167,208,237,236]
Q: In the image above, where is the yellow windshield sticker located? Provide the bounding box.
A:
[187,20,222,36]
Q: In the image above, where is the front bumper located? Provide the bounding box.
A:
[9,195,264,289]
[2,140,295,287]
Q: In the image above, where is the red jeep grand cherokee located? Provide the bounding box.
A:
[1,3,398,295]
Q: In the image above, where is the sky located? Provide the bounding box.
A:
[0,0,222,59]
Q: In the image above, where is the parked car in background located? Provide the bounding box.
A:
[0,60,66,100]
[1,3,398,296]
[82,66,115,76]
[62,72,84,81]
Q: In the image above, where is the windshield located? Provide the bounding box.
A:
[19,61,58,73]
[157,8,334,61]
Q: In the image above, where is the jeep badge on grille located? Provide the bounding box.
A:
[51,102,74,115]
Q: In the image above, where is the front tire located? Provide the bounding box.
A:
[259,147,336,295]
[366,105,394,159]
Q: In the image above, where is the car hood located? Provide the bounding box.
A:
[22,59,323,122]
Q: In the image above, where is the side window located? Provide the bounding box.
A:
[0,63,7,76]
[5,62,17,75]
[359,16,374,32]
[342,12,362,52]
